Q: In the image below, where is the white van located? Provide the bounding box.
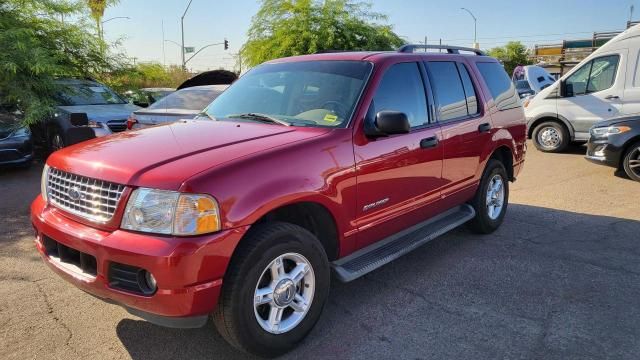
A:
[525,24,640,152]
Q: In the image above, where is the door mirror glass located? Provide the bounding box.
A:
[374,111,410,135]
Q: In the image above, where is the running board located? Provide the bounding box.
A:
[331,205,476,282]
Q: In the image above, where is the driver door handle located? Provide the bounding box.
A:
[605,95,620,100]
[420,136,439,149]
[478,123,492,133]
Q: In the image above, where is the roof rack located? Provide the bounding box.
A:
[397,44,486,56]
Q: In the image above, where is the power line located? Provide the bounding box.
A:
[441,29,623,42]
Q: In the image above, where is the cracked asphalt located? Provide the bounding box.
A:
[1,142,639,359]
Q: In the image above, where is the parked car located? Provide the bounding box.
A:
[127,85,227,129]
[525,24,640,152]
[30,78,140,153]
[0,107,32,167]
[123,87,175,108]
[32,45,526,357]
[585,116,640,181]
[512,65,555,95]
[515,79,536,98]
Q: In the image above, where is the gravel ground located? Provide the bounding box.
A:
[1,142,639,359]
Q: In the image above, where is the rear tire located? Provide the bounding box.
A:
[48,127,65,154]
[468,159,509,234]
[532,121,569,153]
[622,141,640,182]
[212,222,330,357]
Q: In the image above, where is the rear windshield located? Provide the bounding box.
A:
[205,61,373,128]
[148,88,222,111]
[57,82,126,106]
[476,62,520,111]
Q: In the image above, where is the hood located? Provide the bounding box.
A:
[591,115,640,128]
[47,119,330,189]
[58,103,140,123]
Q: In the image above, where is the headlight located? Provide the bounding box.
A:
[41,164,50,202]
[121,188,221,236]
[87,120,102,128]
[591,125,631,137]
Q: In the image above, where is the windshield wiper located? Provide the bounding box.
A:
[227,113,290,126]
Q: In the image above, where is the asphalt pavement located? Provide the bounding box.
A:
[1,142,639,359]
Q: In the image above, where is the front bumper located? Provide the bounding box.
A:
[31,195,248,328]
[0,136,33,166]
[585,137,622,168]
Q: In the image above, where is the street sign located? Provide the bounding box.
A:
[184,46,195,54]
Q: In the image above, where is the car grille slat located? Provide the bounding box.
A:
[47,168,125,223]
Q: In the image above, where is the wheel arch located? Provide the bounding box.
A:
[489,145,515,181]
[528,114,574,140]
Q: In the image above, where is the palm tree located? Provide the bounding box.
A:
[87,0,119,41]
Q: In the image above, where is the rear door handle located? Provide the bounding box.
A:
[478,123,492,133]
[420,136,439,149]
[605,95,620,100]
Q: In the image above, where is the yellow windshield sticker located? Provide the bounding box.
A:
[324,114,338,122]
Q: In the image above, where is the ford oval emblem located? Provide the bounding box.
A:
[68,187,82,201]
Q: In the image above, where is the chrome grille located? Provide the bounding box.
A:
[47,168,126,222]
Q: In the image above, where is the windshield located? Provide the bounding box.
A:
[57,82,126,106]
[205,61,373,128]
[149,88,223,111]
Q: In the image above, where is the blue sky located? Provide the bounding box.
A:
[102,0,637,71]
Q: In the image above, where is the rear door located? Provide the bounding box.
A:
[354,61,444,249]
[425,60,491,195]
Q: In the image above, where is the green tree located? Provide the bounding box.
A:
[101,63,191,92]
[0,0,116,125]
[487,41,532,75]
[86,0,119,40]
[241,0,405,67]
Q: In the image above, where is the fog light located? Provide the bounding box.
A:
[594,145,606,157]
[139,270,157,295]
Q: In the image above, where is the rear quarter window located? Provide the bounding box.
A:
[476,62,520,111]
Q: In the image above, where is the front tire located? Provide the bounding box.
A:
[213,222,330,357]
[532,121,569,153]
[48,128,65,153]
[622,141,640,182]
[468,159,509,234]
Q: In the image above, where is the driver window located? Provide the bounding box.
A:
[372,62,429,128]
[565,55,619,96]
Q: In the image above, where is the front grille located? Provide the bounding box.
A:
[47,167,126,223]
[107,120,127,133]
[42,235,97,277]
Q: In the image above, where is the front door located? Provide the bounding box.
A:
[558,51,626,139]
[354,62,444,249]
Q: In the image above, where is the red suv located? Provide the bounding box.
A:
[32,45,526,357]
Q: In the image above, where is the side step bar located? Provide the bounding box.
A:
[331,205,476,282]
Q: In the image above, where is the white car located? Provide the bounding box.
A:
[524,24,640,152]
[127,85,228,130]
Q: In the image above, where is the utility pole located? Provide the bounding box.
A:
[162,19,166,67]
[630,5,635,23]
[460,7,478,49]
[181,0,194,70]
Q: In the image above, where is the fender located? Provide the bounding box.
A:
[527,112,576,139]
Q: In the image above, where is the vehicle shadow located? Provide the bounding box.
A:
[116,204,640,360]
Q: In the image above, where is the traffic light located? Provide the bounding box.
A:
[224,39,229,50]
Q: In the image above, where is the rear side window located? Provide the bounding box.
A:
[476,62,520,111]
[427,62,468,121]
[457,63,479,115]
[372,62,428,128]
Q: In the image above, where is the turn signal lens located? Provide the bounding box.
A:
[173,194,221,235]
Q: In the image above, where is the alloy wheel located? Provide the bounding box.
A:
[486,174,505,220]
[253,252,315,334]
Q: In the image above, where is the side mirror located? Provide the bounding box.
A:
[375,111,410,135]
[559,80,574,98]
[69,113,89,126]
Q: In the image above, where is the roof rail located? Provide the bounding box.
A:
[398,44,486,56]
